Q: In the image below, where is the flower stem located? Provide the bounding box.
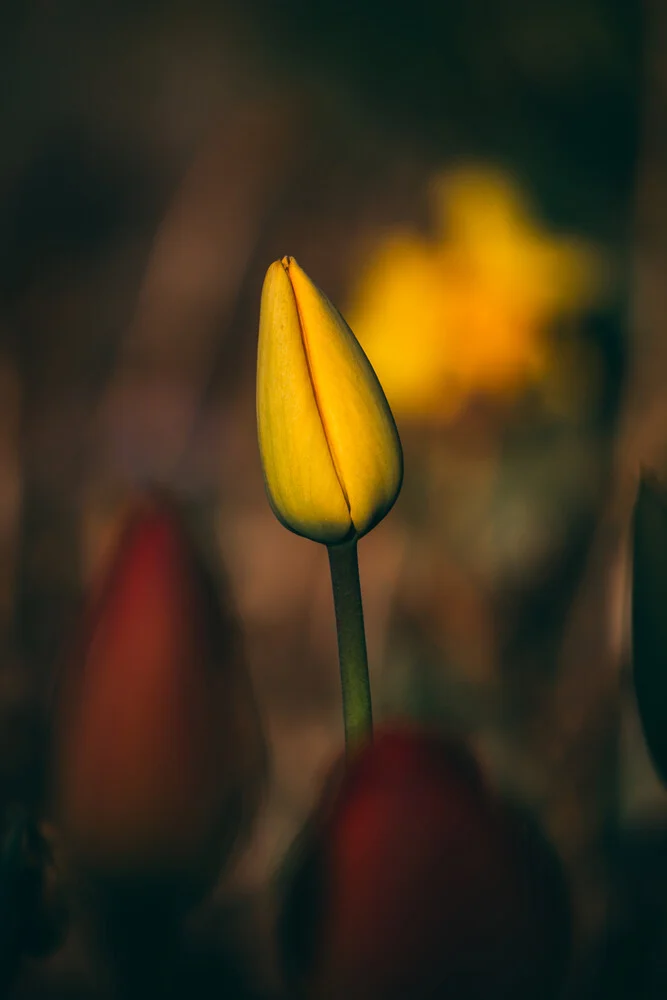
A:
[327,539,373,753]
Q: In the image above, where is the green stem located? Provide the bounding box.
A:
[327,539,373,753]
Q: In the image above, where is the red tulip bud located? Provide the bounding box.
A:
[281,727,570,1000]
[54,496,264,903]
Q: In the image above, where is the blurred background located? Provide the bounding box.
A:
[0,0,662,996]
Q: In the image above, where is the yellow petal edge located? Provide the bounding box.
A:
[286,258,403,537]
[257,260,352,543]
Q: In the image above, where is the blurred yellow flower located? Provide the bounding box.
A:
[347,168,607,421]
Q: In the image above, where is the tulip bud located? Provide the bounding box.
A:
[257,257,403,544]
[53,496,264,902]
[280,728,570,1000]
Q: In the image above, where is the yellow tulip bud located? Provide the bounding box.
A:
[257,257,403,544]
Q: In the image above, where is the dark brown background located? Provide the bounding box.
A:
[0,1,660,997]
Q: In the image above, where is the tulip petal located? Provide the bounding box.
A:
[285,259,403,537]
[257,261,352,543]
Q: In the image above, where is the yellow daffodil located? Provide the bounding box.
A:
[348,167,607,421]
[257,256,403,545]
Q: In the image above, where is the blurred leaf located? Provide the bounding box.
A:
[632,475,667,784]
[0,809,67,995]
[0,808,32,994]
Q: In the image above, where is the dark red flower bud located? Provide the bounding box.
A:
[280,727,570,1000]
[53,495,264,904]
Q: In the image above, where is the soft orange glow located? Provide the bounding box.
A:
[348,168,607,421]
